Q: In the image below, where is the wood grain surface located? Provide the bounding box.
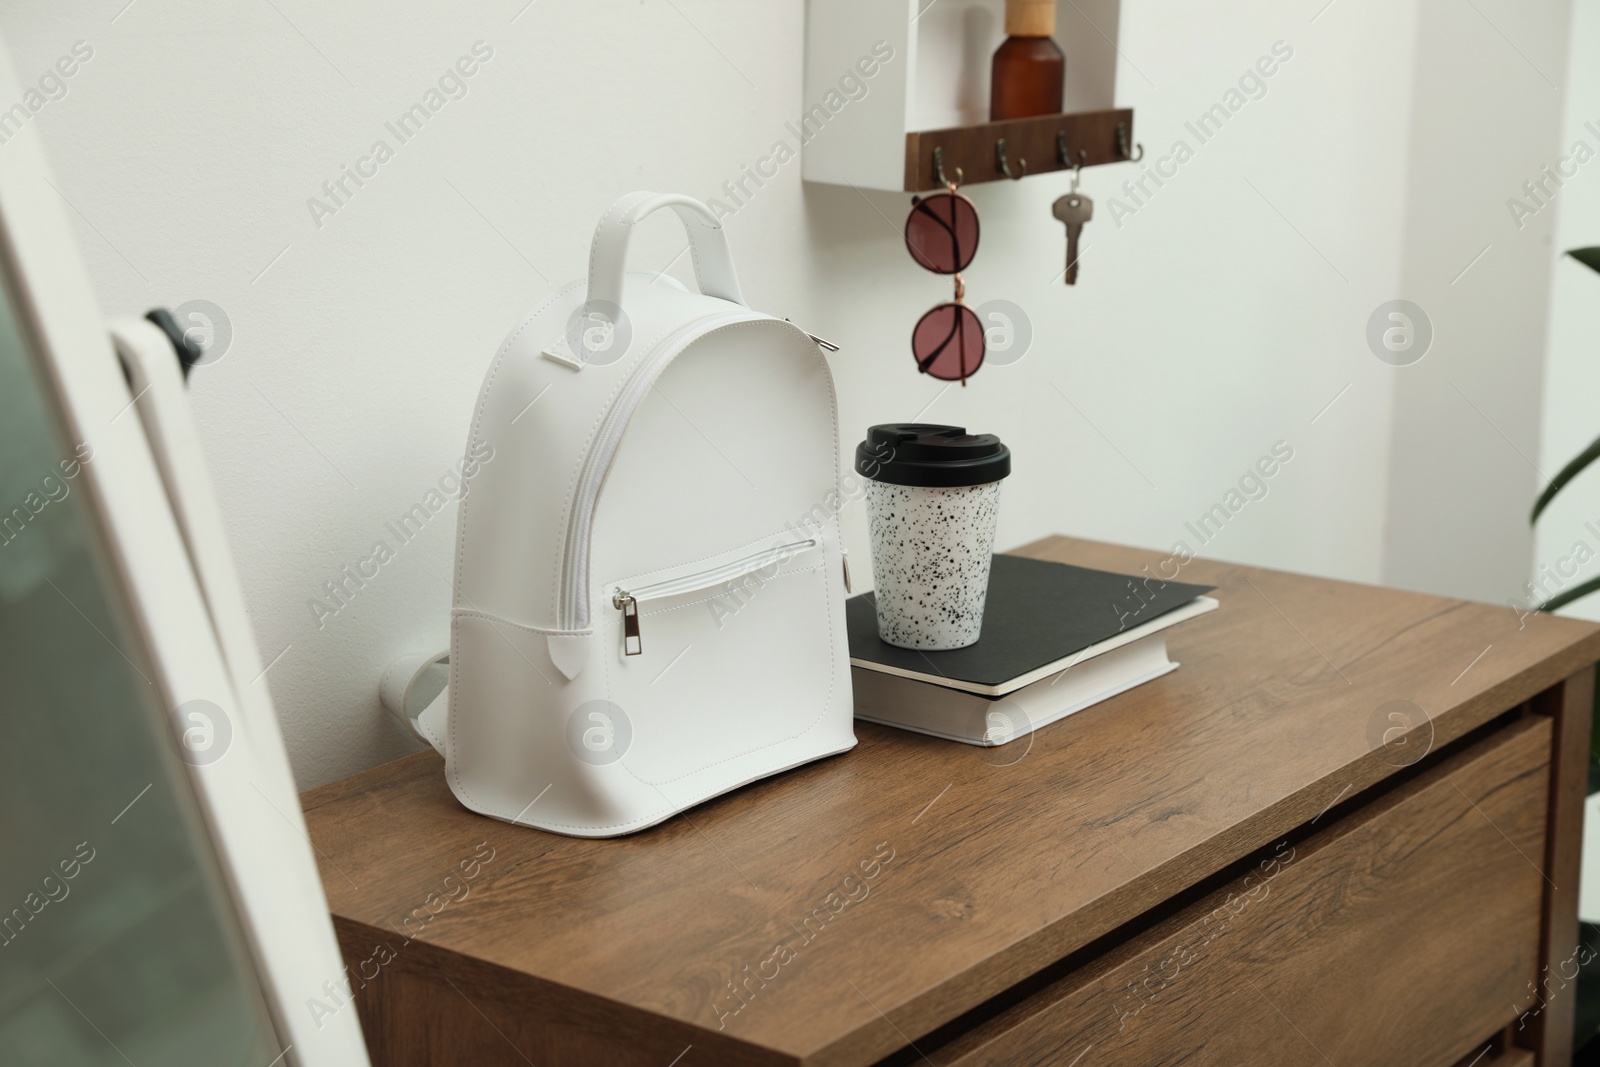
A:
[1522,668,1596,1066]
[903,108,1133,190]
[301,536,1600,1067]
[930,717,1549,1065]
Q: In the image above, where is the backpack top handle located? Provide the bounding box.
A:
[586,192,746,314]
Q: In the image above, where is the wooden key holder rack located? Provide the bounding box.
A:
[905,108,1138,191]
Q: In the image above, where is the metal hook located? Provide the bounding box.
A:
[1057,134,1084,191]
[1116,123,1145,163]
[996,138,1027,181]
[933,146,964,189]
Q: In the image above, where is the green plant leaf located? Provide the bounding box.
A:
[1568,247,1600,274]
[1541,573,1600,613]
[1532,434,1600,523]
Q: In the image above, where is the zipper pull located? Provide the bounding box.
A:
[841,550,853,594]
[613,591,642,655]
[783,317,839,352]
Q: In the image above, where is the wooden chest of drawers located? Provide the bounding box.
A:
[301,537,1598,1066]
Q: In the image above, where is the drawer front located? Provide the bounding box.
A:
[936,718,1551,1067]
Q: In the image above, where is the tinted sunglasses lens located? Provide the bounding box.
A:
[904,193,979,275]
[912,303,986,382]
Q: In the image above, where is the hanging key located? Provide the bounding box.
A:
[1052,191,1093,285]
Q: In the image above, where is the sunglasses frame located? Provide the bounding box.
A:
[904,182,985,384]
[904,188,981,276]
[912,300,985,382]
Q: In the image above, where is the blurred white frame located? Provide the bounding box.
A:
[0,35,370,1067]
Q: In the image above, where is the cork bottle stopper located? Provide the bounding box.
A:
[1005,0,1056,37]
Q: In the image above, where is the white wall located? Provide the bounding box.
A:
[1537,0,1600,623]
[1386,0,1572,603]
[0,0,1571,789]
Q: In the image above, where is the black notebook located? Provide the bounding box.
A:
[847,554,1215,697]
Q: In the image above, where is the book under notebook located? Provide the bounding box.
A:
[852,629,1184,745]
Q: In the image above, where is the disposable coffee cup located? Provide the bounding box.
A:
[856,424,1011,651]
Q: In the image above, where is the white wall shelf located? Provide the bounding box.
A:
[802,0,1130,191]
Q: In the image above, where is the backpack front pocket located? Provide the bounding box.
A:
[603,536,836,785]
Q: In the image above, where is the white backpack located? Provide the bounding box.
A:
[411,192,857,837]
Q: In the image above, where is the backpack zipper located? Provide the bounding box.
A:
[556,310,766,632]
[611,537,819,655]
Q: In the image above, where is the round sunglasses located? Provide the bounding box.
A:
[904,184,984,384]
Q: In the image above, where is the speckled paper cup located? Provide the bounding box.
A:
[857,424,1011,651]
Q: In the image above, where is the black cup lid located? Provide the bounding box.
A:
[856,424,1011,487]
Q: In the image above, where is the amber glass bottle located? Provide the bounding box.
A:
[989,0,1065,121]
